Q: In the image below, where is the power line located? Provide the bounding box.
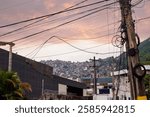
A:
[11,18,120,50]
[49,36,120,55]
[0,1,118,39]
[136,16,150,22]
[13,24,120,50]
[0,18,46,38]
[13,31,117,52]
[132,0,144,7]
[11,26,120,52]
[0,0,89,37]
[34,43,120,59]
[58,31,118,41]
[11,1,118,42]
[1,10,120,40]
[23,35,121,59]
[15,42,112,58]
[26,36,55,59]
[37,42,111,57]
[35,50,121,58]
[0,0,114,28]
[53,36,108,55]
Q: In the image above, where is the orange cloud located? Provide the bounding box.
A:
[43,0,55,10]
[63,2,73,9]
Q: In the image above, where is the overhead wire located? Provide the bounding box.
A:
[26,35,121,59]
[11,1,119,43]
[0,1,119,45]
[131,0,144,7]
[13,30,118,52]
[53,36,114,55]
[106,0,111,59]
[113,0,119,58]
[1,12,120,43]
[0,0,114,28]
[13,26,120,51]
[13,18,120,48]
[11,15,121,50]
[34,42,112,58]
[26,36,55,59]
[134,0,145,8]
[0,18,46,38]
[0,0,122,59]
[0,0,89,37]
[135,16,150,22]
[0,2,121,49]
[1,0,149,45]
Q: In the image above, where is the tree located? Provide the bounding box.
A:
[0,70,32,100]
[144,74,150,99]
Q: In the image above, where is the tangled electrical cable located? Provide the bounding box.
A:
[111,20,126,48]
[111,21,140,49]
[111,34,125,48]
[112,20,146,80]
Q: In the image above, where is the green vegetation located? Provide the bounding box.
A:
[139,38,150,65]
[144,74,150,99]
[0,70,32,100]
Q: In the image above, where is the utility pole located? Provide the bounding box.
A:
[127,42,136,100]
[8,43,15,72]
[111,57,115,100]
[90,56,98,95]
[0,41,15,72]
[119,0,146,100]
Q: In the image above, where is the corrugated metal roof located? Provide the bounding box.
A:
[113,69,128,76]
[81,77,112,83]
[145,65,150,70]
[97,78,112,83]
[112,65,150,76]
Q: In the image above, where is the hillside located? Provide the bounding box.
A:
[41,38,150,79]
[115,38,150,70]
[41,57,115,79]
[139,38,150,64]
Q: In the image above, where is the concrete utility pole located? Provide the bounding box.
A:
[119,0,146,99]
[90,56,98,95]
[111,57,116,100]
[0,41,15,72]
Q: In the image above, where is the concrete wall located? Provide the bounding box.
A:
[58,84,67,95]
[114,76,131,100]
[0,49,87,99]
[93,94,112,100]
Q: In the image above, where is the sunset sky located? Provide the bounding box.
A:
[0,0,150,62]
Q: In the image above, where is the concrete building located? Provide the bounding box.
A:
[81,65,150,100]
[81,77,113,100]
[0,49,89,99]
[113,69,131,100]
[112,66,150,100]
[145,65,150,74]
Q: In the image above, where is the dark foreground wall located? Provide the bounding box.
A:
[0,49,86,99]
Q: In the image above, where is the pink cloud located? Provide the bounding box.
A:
[43,0,55,10]
[63,2,73,9]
